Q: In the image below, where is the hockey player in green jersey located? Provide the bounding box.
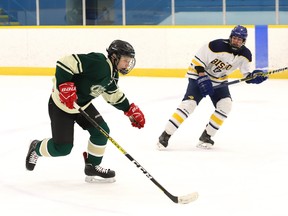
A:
[25,40,145,183]
[157,25,267,150]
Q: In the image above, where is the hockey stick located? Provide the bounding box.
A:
[214,66,288,89]
[74,103,198,204]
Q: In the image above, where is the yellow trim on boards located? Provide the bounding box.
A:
[0,67,55,76]
[0,67,287,79]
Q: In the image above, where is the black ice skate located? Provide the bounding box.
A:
[26,140,40,171]
[157,131,171,150]
[83,152,116,183]
[197,130,214,149]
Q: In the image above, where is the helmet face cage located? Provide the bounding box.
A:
[229,25,248,51]
[107,40,136,75]
[119,58,136,75]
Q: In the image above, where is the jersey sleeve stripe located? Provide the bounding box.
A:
[194,56,207,67]
[56,62,74,75]
[72,54,83,73]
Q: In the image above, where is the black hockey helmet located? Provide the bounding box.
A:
[229,25,248,51]
[107,40,136,75]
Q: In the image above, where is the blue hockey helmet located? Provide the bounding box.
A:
[230,25,248,40]
[229,25,248,51]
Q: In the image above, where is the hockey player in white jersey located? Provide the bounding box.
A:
[157,25,268,150]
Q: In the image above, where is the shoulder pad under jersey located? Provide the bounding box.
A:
[209,39,252,62]
[236,46,252,62]
[208,39,231,53]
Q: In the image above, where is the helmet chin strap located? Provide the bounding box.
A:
[113,55,128,75]
[109,54,120,72]
[229,38,245,52]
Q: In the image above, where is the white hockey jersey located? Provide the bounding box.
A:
[186,39,252,86]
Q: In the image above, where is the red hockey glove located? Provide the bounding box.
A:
[124,103,145,129]
[59,82,77,109]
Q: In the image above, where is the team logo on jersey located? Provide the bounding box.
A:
[90,85,106,97]
[211,59,232,71]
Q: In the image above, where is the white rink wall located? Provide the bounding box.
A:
[0,25,287,77]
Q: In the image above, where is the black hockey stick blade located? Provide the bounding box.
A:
[74,103,199,204]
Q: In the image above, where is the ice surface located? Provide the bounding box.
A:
[1,75,288,216]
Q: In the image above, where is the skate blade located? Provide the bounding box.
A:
[196,142,213,150]
[156,142,166,151]
[85,176,116,183]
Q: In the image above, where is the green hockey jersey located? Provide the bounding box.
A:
[51,52,130,114]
